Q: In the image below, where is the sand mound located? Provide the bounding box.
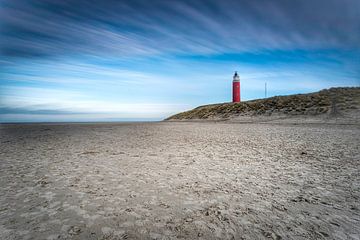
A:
[166,87,360,122]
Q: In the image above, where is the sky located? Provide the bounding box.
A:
[0,0,359,122]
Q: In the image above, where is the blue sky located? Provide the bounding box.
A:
[0,0,359,122]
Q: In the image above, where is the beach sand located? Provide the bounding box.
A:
[0,121,359,239]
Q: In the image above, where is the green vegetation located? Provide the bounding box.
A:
[166,87,360,120]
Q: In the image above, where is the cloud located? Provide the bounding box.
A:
[1,0,359,60]
[0,107,75,115]
[0,0,359,122]
[0,85,191,119]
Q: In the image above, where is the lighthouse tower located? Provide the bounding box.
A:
[232,71,240,102]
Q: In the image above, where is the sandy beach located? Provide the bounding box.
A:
[0,121,359,240]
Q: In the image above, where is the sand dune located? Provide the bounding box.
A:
[166,87,360,122]
[0,121,359,239]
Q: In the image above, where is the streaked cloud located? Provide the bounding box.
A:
[0,0,359,122]
[1,0,359,59]
[0,86,190,122]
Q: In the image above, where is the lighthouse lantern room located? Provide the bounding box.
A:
[232,71,241,102]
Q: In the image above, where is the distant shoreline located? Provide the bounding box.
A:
[0,120,162,125]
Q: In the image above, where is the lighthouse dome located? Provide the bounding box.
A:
[233,71,240,81]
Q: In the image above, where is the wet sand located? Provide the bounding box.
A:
[0,122,359,239]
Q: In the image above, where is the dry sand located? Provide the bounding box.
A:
[0,121,359,239]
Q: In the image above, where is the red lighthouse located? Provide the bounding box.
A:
[232,71,240,102]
